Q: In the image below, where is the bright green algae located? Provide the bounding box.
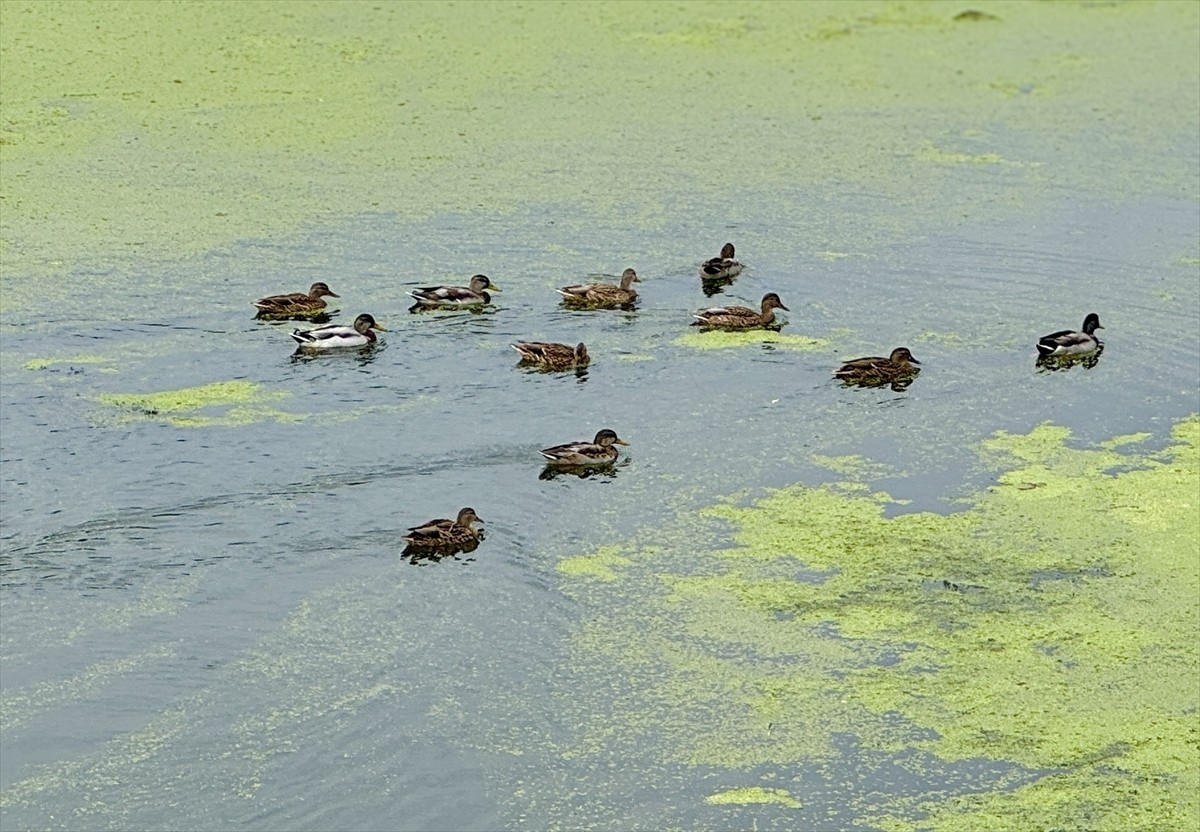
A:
[2,1,1198,300]
[98,380,296,427]
[556,416,1200,829]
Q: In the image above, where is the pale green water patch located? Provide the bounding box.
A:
[550,415,1200,829]
[673,331,835,351]
[705,786,802,808]
[2,0,1197,293]
[97,380,297,427]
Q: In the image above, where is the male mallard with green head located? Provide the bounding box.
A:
[835,347,922,387]
[254,282,340,320]
[540,428,629,466]
[692,292,789,330]
[409,275,501,308]
[403,507,484,553]
[511,341,590,369]
[700,242,743,280]
[1036,313,1103,358]
[557,269,640,307]
[290,313,386,350]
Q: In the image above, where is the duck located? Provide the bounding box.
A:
[557,268,640,307]
[691,293,789,330]
[540,428,629,466]
[700,243,743,280]
[254,282,340,320]
[403,507,484,552]
[290,313,386,349]
[1036,313,1103,357]
[835,347,922,386]
[511,341,590,369]
[408,275,501,308]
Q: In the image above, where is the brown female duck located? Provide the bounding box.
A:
[254,282,340,320]
[557,268,640,307]
[691,292,789,330]
[540,428,629,466]
[511,341,590,369]
[402,507,485,552]
[834,347,922,387]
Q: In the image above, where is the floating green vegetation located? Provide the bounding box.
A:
[810,453,893,479]
[557,547,634,583]
[917,142,1025,166]
[24,355,112,371]
[555,416,1200,829]
[674,331,833,351]
[97,380,296,427]
[705,786,802,808]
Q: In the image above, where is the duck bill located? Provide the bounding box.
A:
[614,438,630,446]
[909,357,921,364]
[489,285,503,292]
[328,291,341,298]
[372,323,388,331]
[778,304,790,311]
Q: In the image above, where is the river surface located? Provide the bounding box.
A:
[1,3,1198,830]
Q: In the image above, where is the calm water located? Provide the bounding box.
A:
[2,181,1198,829]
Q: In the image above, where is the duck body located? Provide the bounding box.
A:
[700,243,743,280]
[835,347,921,387]
[290,313,386,350]
[557,268,640,307]
[512,341,590,369]
[254,282,339,320]
[1036,313,1103,357]
[409,275,501,308]
[692,292,789,330]
[541,428,628,466]
[403,507,484,553]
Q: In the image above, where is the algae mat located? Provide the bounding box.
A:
[2,0,1198,291]
[549,416,1200,830]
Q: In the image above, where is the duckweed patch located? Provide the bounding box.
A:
[24,355,112,371]
[673,331,834,351]
[705,786,802,808]
[557,547,633,583]
[98,380,294,427]
[553,416,1200,829]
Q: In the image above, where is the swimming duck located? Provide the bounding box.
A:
[557,269,640,307]
[691,293,789,330]
[290,313,386,349]
[1036,313,1103,357]
[403,507,484,552]
[700,243,743,280]
[511,341,590,369]
[541,428,629,466]
[408,275,501,308]
[835,347,922,386]
[254,282,340,320]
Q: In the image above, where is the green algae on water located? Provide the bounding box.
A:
[705,786,802,808]
[557,547,633,583]
[24,355,112,371]
[98,380,295,427]
[552,416,1200,830]
[674,331,833,351]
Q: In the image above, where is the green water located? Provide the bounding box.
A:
[1,2,1198,830]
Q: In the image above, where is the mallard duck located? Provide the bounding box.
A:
[541,428,629,466]
[403,507,484,552]
[557,268,640,307]
[511,341,590,369]
[254,282,340,320]
[408,275,501,308]
[691,293,789,330]
[290,313,386,349]
[1036,313,1103,357]
[700,243,743,280]
[835,347,922,386]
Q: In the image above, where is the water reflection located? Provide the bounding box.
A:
[836,370,921,393]
[290,343,384,365]
[700,275,736,297]
[1035,343,1104,372]
[538,463,619,481]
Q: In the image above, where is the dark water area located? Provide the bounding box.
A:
[2,176,1197,828]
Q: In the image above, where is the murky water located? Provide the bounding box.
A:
[2,2,1199,830]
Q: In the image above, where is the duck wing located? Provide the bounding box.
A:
[540,441,612,464]
[1037,329,1095,355]
[513,342,572,362]
[290,324,362,346]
